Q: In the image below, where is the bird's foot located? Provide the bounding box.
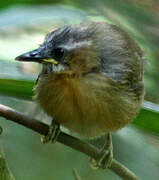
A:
[41,120,60,144]
[89,133,113,169]
[89,148,113,169]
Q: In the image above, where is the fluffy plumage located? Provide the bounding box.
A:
[16,22,144,138]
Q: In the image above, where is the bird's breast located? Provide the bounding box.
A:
[34,72,142,138]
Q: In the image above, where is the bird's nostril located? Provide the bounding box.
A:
[30,51,37,57]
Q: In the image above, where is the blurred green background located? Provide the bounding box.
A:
[0,0,159,180]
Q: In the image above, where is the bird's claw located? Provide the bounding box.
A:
[89,133,113,169]
[41,120,60,144]
[89,149,113,169]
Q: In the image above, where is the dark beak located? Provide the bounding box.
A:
[15,49,44,63]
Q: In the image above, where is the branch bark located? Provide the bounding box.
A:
[0,104,140,180]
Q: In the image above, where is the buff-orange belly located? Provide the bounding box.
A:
[34,73,141,138]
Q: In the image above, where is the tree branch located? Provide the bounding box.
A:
[0,104,140,180]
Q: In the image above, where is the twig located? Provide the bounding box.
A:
[0,104,140,180]
[73,169,82,180]
[0,141,15,180]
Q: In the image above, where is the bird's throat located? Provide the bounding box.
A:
[41,63,67,74]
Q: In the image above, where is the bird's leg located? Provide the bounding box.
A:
[41,119,60,144]
[90,133,113,169]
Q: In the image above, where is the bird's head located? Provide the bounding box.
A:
[16,21,140,80]
[15,22,106,76]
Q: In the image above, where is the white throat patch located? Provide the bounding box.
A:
[52,64,66,73]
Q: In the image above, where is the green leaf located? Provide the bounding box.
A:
[0,79,34,100]
[134,102,159,134]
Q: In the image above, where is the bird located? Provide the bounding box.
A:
[15,21,144,169]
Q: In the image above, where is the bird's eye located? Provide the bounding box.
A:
[51,47,65,61]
